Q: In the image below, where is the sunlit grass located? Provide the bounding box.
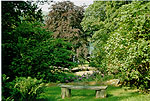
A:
[37,84,150,101]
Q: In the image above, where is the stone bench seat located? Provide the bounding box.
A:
[59,84,107,99]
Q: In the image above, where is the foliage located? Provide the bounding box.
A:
[12,77,44,100]
[62,72,111,83]
[2,1,77,84]
[2,1,80,100]
[81,1,131,68]
[2,75,43,100]
[82,1,150,92]
[8,21,76,79]
[45,1,88,61]
[104,1,150,91]
[2,74,15,101]
[2,1,43,77]
[36,67,76,83]
[60,73,76,83]
[2,75,44,101]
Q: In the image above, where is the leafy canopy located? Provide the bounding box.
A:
[82,1,150,91]
[2,1,43,75]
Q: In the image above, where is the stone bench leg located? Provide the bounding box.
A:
[61,88,71,99]
[95,90,106,98]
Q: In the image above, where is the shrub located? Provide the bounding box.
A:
[36,66,69,83]
[13,77,44,100]
[2,74,15,101]
[63,73,77,83]
[8,21,76,81]
[82,1,150,92]
[104,1,150,91]
[2,76,44,101]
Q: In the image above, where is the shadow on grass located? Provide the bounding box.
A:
[107,94,113,97]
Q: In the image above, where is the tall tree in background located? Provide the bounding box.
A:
[45,1,88,62]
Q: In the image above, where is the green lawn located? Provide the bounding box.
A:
[37,84,150,101]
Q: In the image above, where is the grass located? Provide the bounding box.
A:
[37,84,150,101]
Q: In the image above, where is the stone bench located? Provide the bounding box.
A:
[59,84,107,99]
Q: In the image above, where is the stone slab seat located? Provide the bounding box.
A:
[59,84,108,99]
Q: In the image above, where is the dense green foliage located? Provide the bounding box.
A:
[105,1,150,91]
[82,1,150,92]
[2,74,14,100]
[45,1,89,62]
[81,1,131,68]
[2,0,150,100]
[2,1,76,79]
[2,75,44,100]
[2,1,77,100]
[9,21,76,78]
[13,77,44,100]
[2,1,43,77]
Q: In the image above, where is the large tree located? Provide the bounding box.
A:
[104,1,150,91]
[82,1,150,91]
[45,1,88,62]
[2,1,76,80]
[9,21,75,79]
[81,1,131,67]
[2,1,43,77]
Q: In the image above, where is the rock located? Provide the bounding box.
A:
[58,66,62,69]
[81,66,86,70]
[63,68,69,71]
[71,67,81,72]
[87,67,97,71]
[72,66,98,72]
[75,71,93,76]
